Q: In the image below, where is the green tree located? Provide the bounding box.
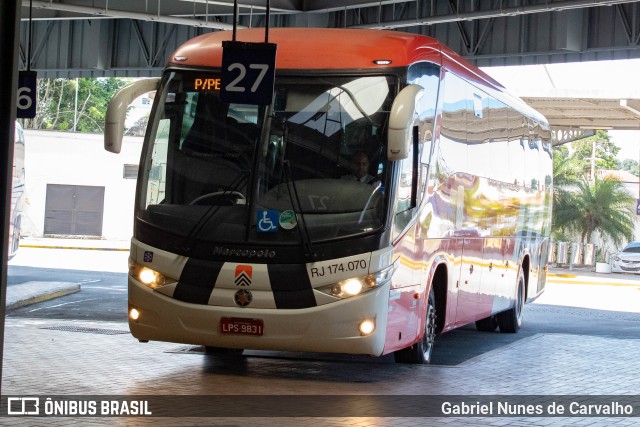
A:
[124,114,150,137]
[22,77,128,133]
[620,158,639,177]
[570,130,620,178]
[553,175,635,246]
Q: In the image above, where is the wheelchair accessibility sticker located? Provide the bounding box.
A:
[257,210,279,232]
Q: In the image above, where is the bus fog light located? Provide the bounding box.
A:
[359,319,375,335]
[130,308,140,321]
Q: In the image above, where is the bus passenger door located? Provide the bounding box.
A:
[387,135,422,348]
[493,236,517,313]
[480,237,501,317]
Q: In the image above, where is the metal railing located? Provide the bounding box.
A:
[551,241,596,269]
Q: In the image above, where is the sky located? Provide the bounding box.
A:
[481,59,640,162]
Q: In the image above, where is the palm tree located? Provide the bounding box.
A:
[552,146,581,190]
[551,147,581,236]
[554,175,635,246]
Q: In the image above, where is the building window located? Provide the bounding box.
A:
[123,164,139,179]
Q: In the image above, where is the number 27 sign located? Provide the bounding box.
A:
[220,41,276,105]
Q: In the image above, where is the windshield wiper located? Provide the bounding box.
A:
[283,160,317,261]
[177,170,249,256]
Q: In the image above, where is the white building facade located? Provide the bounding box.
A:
[21,130,143,240]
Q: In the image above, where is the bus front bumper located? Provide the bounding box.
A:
[128,278,389,357]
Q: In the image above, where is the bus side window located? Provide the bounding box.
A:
[507,109,527,187]
[407,61,441,203]
[488,98,510,185]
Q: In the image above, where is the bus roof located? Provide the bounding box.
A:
[169,28,503,88]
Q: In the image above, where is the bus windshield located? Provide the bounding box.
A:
[139,70,396,249]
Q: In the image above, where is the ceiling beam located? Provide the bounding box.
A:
[23,0,240,29]
[172,0,300,14]
[301,0,410,13]
[24,0,300,17]
[353,0,640,30]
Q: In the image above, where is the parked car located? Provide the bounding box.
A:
[610,241,640,274]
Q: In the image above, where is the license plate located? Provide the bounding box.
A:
[220,317,264,336]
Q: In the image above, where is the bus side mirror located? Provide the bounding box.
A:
[387,84,423,161]
[104,78,160,153]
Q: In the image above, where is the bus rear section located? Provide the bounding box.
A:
[105,28,552,364]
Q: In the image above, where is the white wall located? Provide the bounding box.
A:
[22,130,143,240]
[623,181,640,242]
[599,170,640,243]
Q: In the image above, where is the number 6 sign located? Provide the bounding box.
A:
[220,41,277,105]
[17,71,37,119]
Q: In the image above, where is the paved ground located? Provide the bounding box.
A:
[1,238,639,426]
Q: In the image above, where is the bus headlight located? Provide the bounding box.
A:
[129,260,175,289]
[317,266,393,299]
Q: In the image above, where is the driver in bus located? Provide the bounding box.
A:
[342,150,377,184]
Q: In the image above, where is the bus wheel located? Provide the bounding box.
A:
[394,288,437,364]
[497,267,525,333]
[204,346,244,356]
[475,315,498,332]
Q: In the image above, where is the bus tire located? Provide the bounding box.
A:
[475,315,498,332]
[497,267,525,333]
[394,288,437,364]
[204,346,244,356]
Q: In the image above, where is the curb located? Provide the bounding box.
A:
[6,284,81,311]
[548,278,639,287]
[547,273,577,278]
[547,273,639,287]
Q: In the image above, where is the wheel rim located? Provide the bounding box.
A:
[423,298,437,362]
[515,277,525,325]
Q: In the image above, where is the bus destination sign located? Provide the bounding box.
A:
[194,78,221,91]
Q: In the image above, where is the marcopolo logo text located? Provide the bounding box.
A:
[213,246,276,259]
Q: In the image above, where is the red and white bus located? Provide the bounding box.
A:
[105,28,552,363]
